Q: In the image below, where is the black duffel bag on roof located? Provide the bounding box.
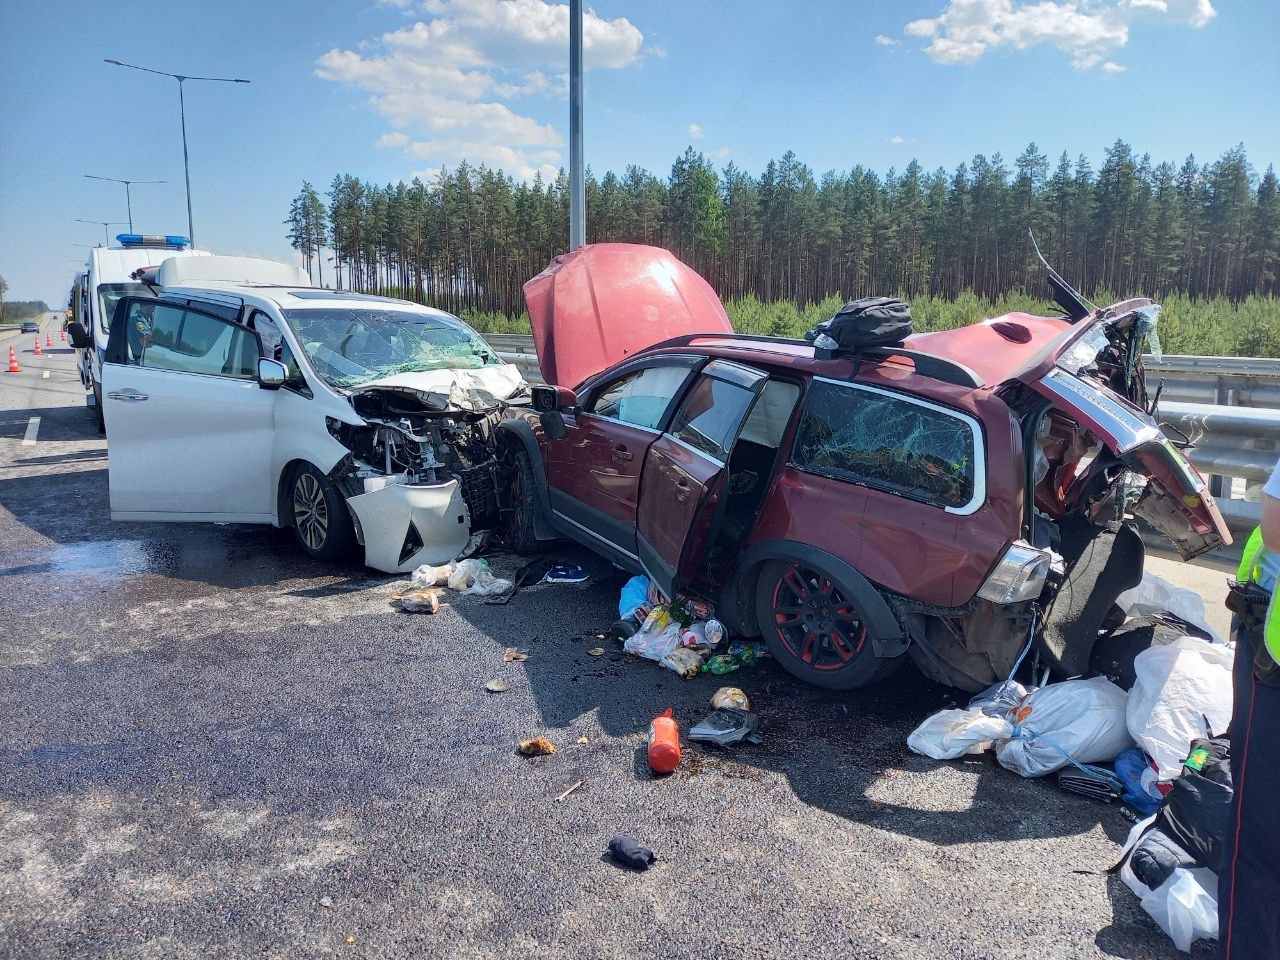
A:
[807,296,913,353]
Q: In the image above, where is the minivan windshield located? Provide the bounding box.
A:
[282,307,500,388]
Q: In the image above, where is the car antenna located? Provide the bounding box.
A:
[1028,228,1096,323]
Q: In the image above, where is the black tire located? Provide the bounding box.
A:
[289,463,355,562]
[503,449,542,554]
[93,382,105,434]
[755,559,901,690]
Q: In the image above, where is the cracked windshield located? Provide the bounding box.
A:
[284,307,499,387]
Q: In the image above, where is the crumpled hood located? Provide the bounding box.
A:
[350,363,525,412]
[523,243,734,388]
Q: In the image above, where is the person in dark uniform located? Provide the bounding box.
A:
[1220,460,1280,958]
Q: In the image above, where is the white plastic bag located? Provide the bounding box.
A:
[624,622,681,662]
[907,707,1014,760]
[410,562,454,588]
[446,558,513,597]
[1127,635,1234,778]
[995,677,1133,777]
[1116,816,1218,952]
[1116,572,1222,643]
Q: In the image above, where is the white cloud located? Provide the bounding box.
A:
[1101,59,1128,73]
[317,0,645,180]
[687,122,704,140]
[905,0,1214,70]
[889,135,908,144]
[874,34,900,46]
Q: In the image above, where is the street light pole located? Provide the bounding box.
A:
[76,219,127,245]
[84,175,167,233]
[104,59,250,247]
[569,0,585,250]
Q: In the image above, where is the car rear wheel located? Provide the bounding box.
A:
[502,449,542,554]
[290,464,355,562]
[755,559,901,690]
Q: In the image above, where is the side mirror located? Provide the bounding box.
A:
[257,357,287,390]
[531,384,580,413]
[66,321,91,349]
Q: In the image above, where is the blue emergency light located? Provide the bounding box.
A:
[115,234,191,250]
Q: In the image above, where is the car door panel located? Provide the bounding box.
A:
[102,297,276,521]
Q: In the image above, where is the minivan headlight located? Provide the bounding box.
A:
[977,540,1052,604]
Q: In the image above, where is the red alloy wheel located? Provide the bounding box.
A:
[770,563,869,671]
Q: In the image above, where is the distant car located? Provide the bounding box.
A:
[20,321,39,333]
[499,243,1231,693]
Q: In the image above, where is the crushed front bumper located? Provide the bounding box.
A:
[346,478,471,574]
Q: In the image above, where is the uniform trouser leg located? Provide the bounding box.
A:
[1220,622,1280,958]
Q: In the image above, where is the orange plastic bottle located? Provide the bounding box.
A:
[647,708,681,774]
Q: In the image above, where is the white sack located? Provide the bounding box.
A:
[907,707,1014,761]
[995,677,1133,777]
[1127,635,1234,778]
[1115,816,1218,953]
[1116,572,1222,643]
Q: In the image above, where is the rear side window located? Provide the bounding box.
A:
[669,374,760,462]
[792,379,981,511]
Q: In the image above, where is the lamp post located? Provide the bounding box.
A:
[104,59,250,246]
[569,0,584,250]
[84,175,167,233]
[76,219,127,246]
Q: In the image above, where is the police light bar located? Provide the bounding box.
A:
[115,234,191,250]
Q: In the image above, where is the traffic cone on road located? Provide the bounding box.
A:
[33,337,42,357]
[6,345,20,373]
[46,333,53,347]
[60,328,66,343]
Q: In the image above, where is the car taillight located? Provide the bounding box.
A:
[977,540,1053,604]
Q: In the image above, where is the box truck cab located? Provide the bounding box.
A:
[69,235,210,432]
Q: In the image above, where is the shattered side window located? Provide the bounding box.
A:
[792,379,977,509]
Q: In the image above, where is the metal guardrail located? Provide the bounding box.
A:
[491,332,1277,568]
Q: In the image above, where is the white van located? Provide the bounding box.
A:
[68,234,210,432]
[97,255,529,573]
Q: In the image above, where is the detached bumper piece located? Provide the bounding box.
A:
[347,477,471,574]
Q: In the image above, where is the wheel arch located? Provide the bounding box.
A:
[494,419,558,541]
[275,459,309,527]
[726,539,905,655]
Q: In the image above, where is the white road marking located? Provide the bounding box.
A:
[42,370,49,379]
[22,416,41,446]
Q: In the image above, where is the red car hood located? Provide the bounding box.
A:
[523,243,733,388]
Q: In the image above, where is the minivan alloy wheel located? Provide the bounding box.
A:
[293,472,330,551]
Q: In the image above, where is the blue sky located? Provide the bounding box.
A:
[1,0,1276,305]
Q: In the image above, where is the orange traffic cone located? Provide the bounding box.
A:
[60,328,66,343]
[46,333,53,347]
[6,345,20,373]
[33,337,42,357]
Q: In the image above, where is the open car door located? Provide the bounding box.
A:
[636,360,768,599]
[102,296,278,522]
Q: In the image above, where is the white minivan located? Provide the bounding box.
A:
[95,255,528,573]
[68,234,211,432]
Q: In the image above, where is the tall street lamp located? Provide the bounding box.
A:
[104,59,250,247]
[76,219,127,245]
[84,174,167,233]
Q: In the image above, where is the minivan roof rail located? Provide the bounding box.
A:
[637,332,985,389]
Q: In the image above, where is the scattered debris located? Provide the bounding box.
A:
[576,736,589,744]
[410,563,454,588]
[503,647,529,662]
[689,708,761,747]
[587,647,605,657]
[702,654,740,676]
[518,737,556,757]
[647,709,681,774]
[607,834,657,871]
[392,589,442,614]
[448,558,513,597]
[319,896,334,908]
[555,779,584,801]
[541,562,589,584]
[711,687,750,711]
[1127,637,1233,779]
[485,679,511,693]
[660,645,710,678]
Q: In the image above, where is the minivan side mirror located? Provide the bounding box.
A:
[257,357,288,390]
[531,384,579,412]
[66,321,91,349]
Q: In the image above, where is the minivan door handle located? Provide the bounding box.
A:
[107,390,149,402]
[611,444,634,462]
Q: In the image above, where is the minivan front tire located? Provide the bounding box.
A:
[289,463,355,562]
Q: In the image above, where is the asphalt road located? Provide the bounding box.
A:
[1,329,1215,960]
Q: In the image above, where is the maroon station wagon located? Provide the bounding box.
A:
[491,244,1230,692]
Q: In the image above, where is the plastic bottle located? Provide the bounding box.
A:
[647,708,681,774]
